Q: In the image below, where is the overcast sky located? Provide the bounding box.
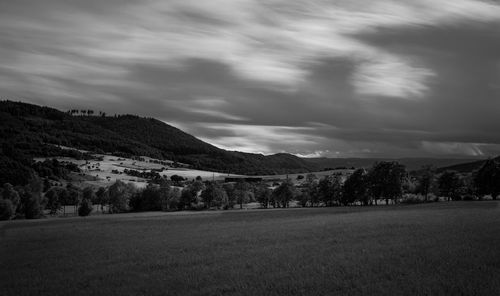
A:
[1,0,500,158]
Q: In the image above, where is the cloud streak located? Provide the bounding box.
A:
[1,0,500,158]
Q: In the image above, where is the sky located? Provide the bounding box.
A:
[1,0,500,158]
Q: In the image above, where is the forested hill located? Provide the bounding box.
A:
[0,100,316,178]
[436,156,500,173]
[305,157,482,172]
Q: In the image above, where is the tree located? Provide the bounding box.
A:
[190,180,205,196]
[82,186,96,204]
[1,183,20,212]
[474,159,500,200]
[417,165,435,202]
[296,191,308,207]
[58,187,70,216]
[167,188,181,210]
[130,183,161,211]
[108,180,135,213]
[170,175,185,185]
[0,199,14,220]
[21,190,42,219]
[272,180,295,208]
[45,187,62,215]
[201,182,227,209]
[78,198,93,216]
[222,183,237,209]
[234,181,252,209]
[66,183,81,215]
[302,174,319,207]
[95,187,108,212]
[342,169,368,206]
[17,177,45,219]
[317,175,342,206]
[157,180,174,211]
[180,188,196,210]
[438,171,461,201]
[368,161,406,205]
[255,183,272,208]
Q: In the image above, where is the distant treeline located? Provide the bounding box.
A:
[1,159,499,220]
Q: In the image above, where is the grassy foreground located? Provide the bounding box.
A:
[1,202,500,295]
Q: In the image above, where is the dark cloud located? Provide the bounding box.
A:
[1,0,500,158]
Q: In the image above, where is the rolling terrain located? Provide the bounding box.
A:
[0,100,486,187]
[0,100,316,185]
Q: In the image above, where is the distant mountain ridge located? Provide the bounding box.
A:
[305,157,483,172]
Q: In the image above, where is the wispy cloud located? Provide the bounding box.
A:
[1,0,500,157]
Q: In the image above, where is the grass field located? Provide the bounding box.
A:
[1,202,500,295]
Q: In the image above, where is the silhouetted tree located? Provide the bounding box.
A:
[343,169,369,205]
[438,171,461,201]
[78,198,92,216]
[318,175,341,206]
[95,187,108,212]
[45,187,62,215]
[272,180,295,208]
[0,199,14,220]
[474,159,500,200]
[417,165,435,202]
[368,161,406,205]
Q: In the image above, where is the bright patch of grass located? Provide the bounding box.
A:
[1,202,500,295]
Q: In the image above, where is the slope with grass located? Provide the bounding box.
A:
[0,100,317,183]
[1,202,499,295]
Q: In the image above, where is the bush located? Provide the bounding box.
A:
[0,199,14,220]
[78,199,93,216]
[401,194,425,204]
[462,194,476,201]
[428,193,439,202]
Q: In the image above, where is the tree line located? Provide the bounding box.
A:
[1,159,498,220]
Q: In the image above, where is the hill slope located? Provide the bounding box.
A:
[0,100,316,178]
[304,157,481,172]
[436,156,500,173]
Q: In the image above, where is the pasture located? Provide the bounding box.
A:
[35,151,351,190]
[1,202,499,295]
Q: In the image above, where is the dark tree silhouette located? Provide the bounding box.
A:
[438,171,461,201]
[418,165,435,202]
[368,161,406,205]
[474,159,500,200]
[343,169,369,205]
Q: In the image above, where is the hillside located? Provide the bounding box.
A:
[1,100,489,187]
[0,100,317,184]
[436,156,500,173]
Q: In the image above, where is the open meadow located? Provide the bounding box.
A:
[1,202,500,295]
